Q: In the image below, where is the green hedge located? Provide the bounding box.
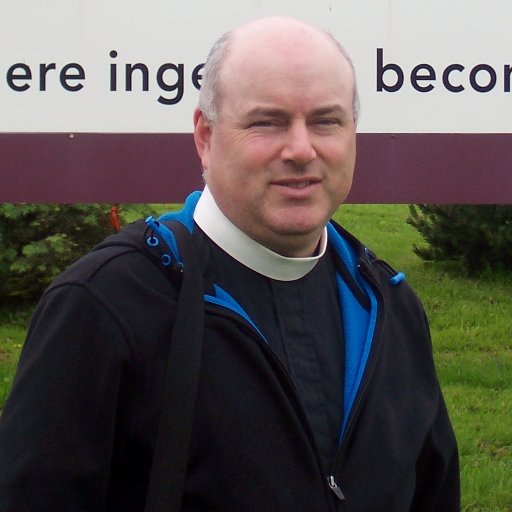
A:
[0,204,124,303]
[407,205,512,275]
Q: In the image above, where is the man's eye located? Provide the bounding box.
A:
[250,120,276,127]
[314,118,340,126]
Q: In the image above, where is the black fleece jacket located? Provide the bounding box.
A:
[0,214,460,512]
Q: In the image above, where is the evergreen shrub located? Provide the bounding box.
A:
[0,204,125,303]
[407,205,512,275]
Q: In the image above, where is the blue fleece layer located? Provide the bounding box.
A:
[327,223,378,438]
[148,192,378,441]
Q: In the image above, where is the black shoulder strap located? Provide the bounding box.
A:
[144,221,204,512]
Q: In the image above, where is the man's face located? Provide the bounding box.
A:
[194,25,357,256]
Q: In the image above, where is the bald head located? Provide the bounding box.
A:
[198,17,359,125]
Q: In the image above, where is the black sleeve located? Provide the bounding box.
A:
[0,283,136,512]
[411,384,461,512]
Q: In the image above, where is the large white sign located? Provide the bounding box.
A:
[1,0,511,134]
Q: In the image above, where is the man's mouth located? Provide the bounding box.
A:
[283,181,313,189]
[275,179,319,189]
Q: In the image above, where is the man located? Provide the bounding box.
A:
[0,17,459,511]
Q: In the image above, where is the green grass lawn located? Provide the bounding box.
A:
[1,203,511,511]
[0,322,26,410]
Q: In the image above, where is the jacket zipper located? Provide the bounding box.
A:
[328,475,345,501]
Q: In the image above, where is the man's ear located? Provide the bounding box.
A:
[193,108,212,170]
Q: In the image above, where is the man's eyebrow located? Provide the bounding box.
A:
[244,105,349,118]
[309,105,348,117]
[244,107,288,118]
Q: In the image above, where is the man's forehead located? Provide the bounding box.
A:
[224,40,352,94]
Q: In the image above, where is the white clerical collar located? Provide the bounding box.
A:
[193,186,327,281]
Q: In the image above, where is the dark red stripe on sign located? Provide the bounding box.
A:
[0,132,510,203]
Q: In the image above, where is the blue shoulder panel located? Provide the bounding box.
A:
[157,190,202,233]
[144,191,202,269]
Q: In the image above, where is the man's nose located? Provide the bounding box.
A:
[280,122,317,166]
